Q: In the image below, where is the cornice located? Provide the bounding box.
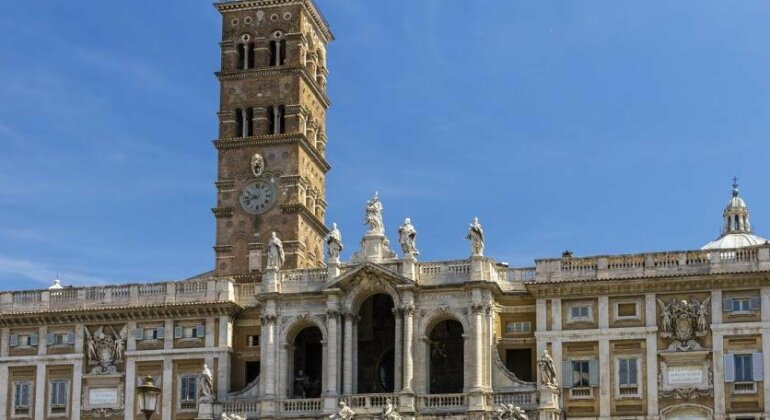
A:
[212,207,235,218]
[216,66,331,108]
[0,301,243,328]
[526,271,770,298]
[214,0,334,43]
[280,203,329,235]
[213,132,331,173]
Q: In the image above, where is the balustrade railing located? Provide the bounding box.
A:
[536,245,770,282]
[340,393,399,409]
[489,391,537,407]
[282,398,322,413]
[418,393,467,411]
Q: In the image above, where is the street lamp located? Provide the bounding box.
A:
[136,376,161,420]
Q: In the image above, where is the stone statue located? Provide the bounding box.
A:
[266,231,285,269]
[381,398,402,420]
[657,296,711,351]
[220,414,246,420]
[293,369,310,398]
[84,325,126,375]
[537,349,557,387]
[199,364,214,401]
[496,404,529,420]
[329,400,355,419]
[466,217,484,256]
[364,192,385,234]
[398,218,419,256]
[325,222,343,261]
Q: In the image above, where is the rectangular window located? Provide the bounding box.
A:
[733,298,751,313]
[143,328,160,340]
[616,302,639,319]
[572,360,590,387]
[247,335,260,347]
[617,358,640,397]
[50,380,68,415]
[180,375,198,410]
[13,382,31,416]
[505,321,531,333]
[568,304,592,322]
[735,354,754,382]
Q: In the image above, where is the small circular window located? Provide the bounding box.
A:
[284,12,292,20]
[231,18,239,26]
[270,14,279,22]
[244,16,253,24]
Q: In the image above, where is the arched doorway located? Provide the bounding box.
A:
[357,294,395,393]
[429,319,464,394]
[292,326,322,398]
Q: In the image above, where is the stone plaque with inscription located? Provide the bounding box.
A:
[89,387,119,406]
[667,366,703,385]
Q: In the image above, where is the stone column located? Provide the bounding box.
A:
[262,312,277,397]
[38,326,47,356]
[72,359,83,419]
[343,312,354,395]
[352,316,359,392]
[162,357,173,419]
[402,304,415,392]
[34,362,45,420]
[0,365,8,419]
[471,303,484,391]
[124,359,136,420]
[485,305,494,389]
[393,308,403,391]
[645,293,658,415]
[551,298,562,332]
[598,338,610,418]
[325,309,339,396]
[218,316,232,399]
[164,319,174,350]
[713,331,726,418]
[0,328,9,357]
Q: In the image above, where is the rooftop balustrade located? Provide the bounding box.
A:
[535,245,770,283]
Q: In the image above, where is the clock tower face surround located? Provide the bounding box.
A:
[212,0,333,276]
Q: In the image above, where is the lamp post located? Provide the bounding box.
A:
[136,375,161,420]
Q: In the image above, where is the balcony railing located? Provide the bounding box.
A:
[418,394,467,412]
[282,398,322,414]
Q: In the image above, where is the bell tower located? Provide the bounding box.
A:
[213,0,333,276]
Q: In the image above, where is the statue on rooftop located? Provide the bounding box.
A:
[537,349,557,388]
[199,364,215,401]
[398,218,419,256]
[266,231,285,269]
[364,192,385,235]
[466,217,485,256]
[325,222,343,261]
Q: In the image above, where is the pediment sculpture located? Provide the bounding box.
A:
[85,325,127,375]
[657,296,711,351]
[381,398,402,420]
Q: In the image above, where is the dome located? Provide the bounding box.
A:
[702,233,768,250]
[701,178,768,250]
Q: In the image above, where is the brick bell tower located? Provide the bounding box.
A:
[213,0,333,276]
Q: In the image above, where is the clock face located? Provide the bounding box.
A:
[239,180,276,215]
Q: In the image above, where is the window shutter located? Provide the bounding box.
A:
[134,328,144,340]
[752,353,764,381]
[750,296,761,312]
[9,334,18,347]
[30,333,39,346]
[723,298,734,313]
[157,327,165,339]
[196,324,206,338]
[561,361,573,388]
[589,359,600,386]
[618,359,628,384]
[174,326,183,339]
[67,331,76,345]
[724,353,736,383]
[46,333,55,345]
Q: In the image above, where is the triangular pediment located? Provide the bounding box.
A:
[324,262,415,292]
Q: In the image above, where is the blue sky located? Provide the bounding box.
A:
[1,1,769,290]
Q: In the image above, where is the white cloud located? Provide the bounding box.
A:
[0,254,111,289]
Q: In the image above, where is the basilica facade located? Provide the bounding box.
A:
[2,1,770,419]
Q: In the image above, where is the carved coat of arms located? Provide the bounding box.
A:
[657,297,711,351]
[85,326,127,374]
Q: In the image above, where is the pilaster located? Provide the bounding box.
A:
[164,319,174,350]
[34,362,45,420]
[598,338,610,418]
[342,312,354,395]
[124,359,136,420]
[0,364,8,420]
[713,330,725,418]
[598,295,609,329]
[645,333,658,415]
[394,307,403,391]
[72,359,83,419]
[162,356,173,419]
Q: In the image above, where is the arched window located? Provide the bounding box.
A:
[429,319,464,394]
[235,108,253,138]
[357,294,395,393]
[270,31,287,67]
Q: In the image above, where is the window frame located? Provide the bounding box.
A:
[615,357,642,398]
[178,374,199,412]
[734,353,754,383]
[505,321,532,334]
[567,302,594,324]
[12,381,33,418]
[246,335,260,347]
[613,300,641,321]
[48,379,69,417]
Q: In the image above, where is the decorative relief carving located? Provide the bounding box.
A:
[85,326,126,375]
[657,296,711,351]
